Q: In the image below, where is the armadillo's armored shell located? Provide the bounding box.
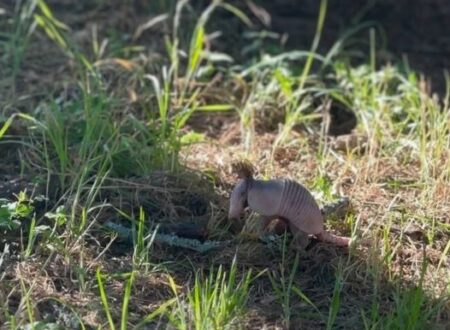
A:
[247,179,284,217]
[277,179,324,235]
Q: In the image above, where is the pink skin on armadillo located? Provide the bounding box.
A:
[228,178,350,247]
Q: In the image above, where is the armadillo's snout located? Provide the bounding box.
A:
[228,206,243,220]
[228,197,246,219]
[228,201,246,233]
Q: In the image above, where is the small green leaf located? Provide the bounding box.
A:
[180,132,205,145]
[45,205,67,226]
[274,69,293,98]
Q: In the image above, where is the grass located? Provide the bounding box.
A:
[158,256,254,330]
[1,0,450,329]
[0,0,37,98]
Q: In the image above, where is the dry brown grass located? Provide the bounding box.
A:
[1,1,450,329]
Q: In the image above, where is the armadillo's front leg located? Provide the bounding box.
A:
[288,222,310,250]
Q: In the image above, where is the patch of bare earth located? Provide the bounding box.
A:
[1,1,450,328]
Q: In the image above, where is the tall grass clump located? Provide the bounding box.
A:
[331,61,450,185]
[21,0,250,183]
[0,0,38,98]
[138,256,253,329]
[269,235,323,328]
[229,0,330,154]
[142,0,250,166]
[0,0,229,210]
[96,268,136,330]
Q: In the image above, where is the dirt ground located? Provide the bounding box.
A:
[1,0,450,329]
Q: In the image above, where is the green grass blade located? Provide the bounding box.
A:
[326,264,343,330]
[121,271,135,330]
[96,268,116,330]
[437,238,450,272]
[299,0,328,89]
[134,298,177,330]
[25,216,36,258]
[219,3,253,27]
[196,104,235,111]
[0,115,14,139]
[292,286,322,316]
[188,25,205,77]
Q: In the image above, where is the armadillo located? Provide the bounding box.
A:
[228,163,351,247]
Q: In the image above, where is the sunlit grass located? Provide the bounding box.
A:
[161,256,254,330]
[0,0,449,329]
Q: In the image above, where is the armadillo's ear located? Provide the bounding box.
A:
[231,160,255,179]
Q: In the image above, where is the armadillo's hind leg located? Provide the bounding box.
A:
[288,222,310,250]
[260,216,289,235]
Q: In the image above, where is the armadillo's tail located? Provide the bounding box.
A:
[231,160,255,179]
[316,231,351,247]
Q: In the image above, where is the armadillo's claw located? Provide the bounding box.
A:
[316,231,351,247]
